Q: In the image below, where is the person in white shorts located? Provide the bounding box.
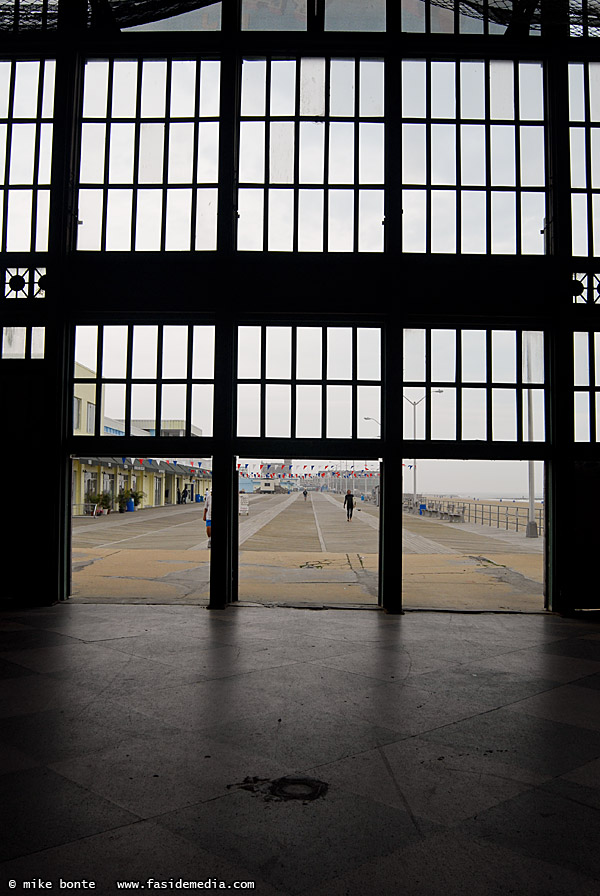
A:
[203,490,212,548]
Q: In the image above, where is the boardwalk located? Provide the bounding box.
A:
[71,492,544,610]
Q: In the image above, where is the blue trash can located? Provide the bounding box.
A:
[126,498,135,512]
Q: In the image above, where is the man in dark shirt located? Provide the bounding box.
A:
[344,490,355,521]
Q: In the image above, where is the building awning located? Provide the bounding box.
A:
[76,457,103,467]
[169,463,191,475]
[138,459,162,472]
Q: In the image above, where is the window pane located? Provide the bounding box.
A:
[75,326,98,376]
[431,388,456,440]
[132,326,158,378]
[131,384,156,429]
[403,329,425,381]
[358,328,381,380]
[328,327,353,379]
[403,388,426,439]
[327,385,352,437]
[191,384,214,436]
[492,331,516,383]
[431,330,456,382]
[266,384,291,437]
[358,386,381,437]
[2,326,26,358]
[297,328,322,379]
[102,383,125,433]
[266,327,292,379]
[192,326,215,379]
[461,389,487,439]
[103,326,128,378]
[237,383,260,436]
[296,385,321,437]
[162,326,188,379]
[462,330,486,381]
[238,326,261,379]
[492,389,517,440]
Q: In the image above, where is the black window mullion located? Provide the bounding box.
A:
[425,59,432,254]
[516,328,524,442]
[515,62,523,255]
[130,60,143,251]
[292,57,301,253]
[291,325,297,438]
[1,61,16,252]
[484,59,492,254]
[100,59,115,253]
[582,62,593,257]
[156,325,164,438]
[589,330,596,441]
[160,60,173,252]
[425,327,432,439]
[186,324,194,438]
[125,323,134,439]
[486,328,493,440]
[353,56,360,253]
[456,61,462,253]
[455,328,462,439]
[322,326,328,437]
[189,59,201,251]
[29,60,45,252]
[323,57,330,252]
[95,325,105,439]
[263,57,271,251]
[351,326,358,439]
[260,324,266,438]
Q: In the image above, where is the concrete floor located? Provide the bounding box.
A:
[71,495,545,611]
[1,603,600,893]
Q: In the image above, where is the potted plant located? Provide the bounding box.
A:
[127,489,144,511]
[86,492,101,515]
[98,492,113,513]
[87,492,112,514]
[117,490,130,513]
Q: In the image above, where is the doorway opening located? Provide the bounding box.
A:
[237,458,380,607]
[70,455,212,604]
[401,459,545,611]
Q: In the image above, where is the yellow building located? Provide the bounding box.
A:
[71,457,212,515]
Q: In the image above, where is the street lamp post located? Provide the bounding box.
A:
[524,334,539,538]
[363,417,380,502]
[403,391,443,508]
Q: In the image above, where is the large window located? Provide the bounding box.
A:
[237,57,385,252]
[569,62,600,256]
[403,328,546,442]
[0,59,55,252]
[574,330,600,441]
[237,324,382,438]
[73,324,215,437]
[77,58,220,251]
[401,59,546,254]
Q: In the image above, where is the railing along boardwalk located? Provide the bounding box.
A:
[404,497,544,536]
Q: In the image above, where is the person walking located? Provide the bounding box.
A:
[203,490,212,548]
[303,489,308,501]
[344,489,355,521]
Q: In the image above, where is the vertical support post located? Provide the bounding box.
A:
[42,2,87,603]
[544,25,575,610]
[209,320,236,609]
[379,315,403,613]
